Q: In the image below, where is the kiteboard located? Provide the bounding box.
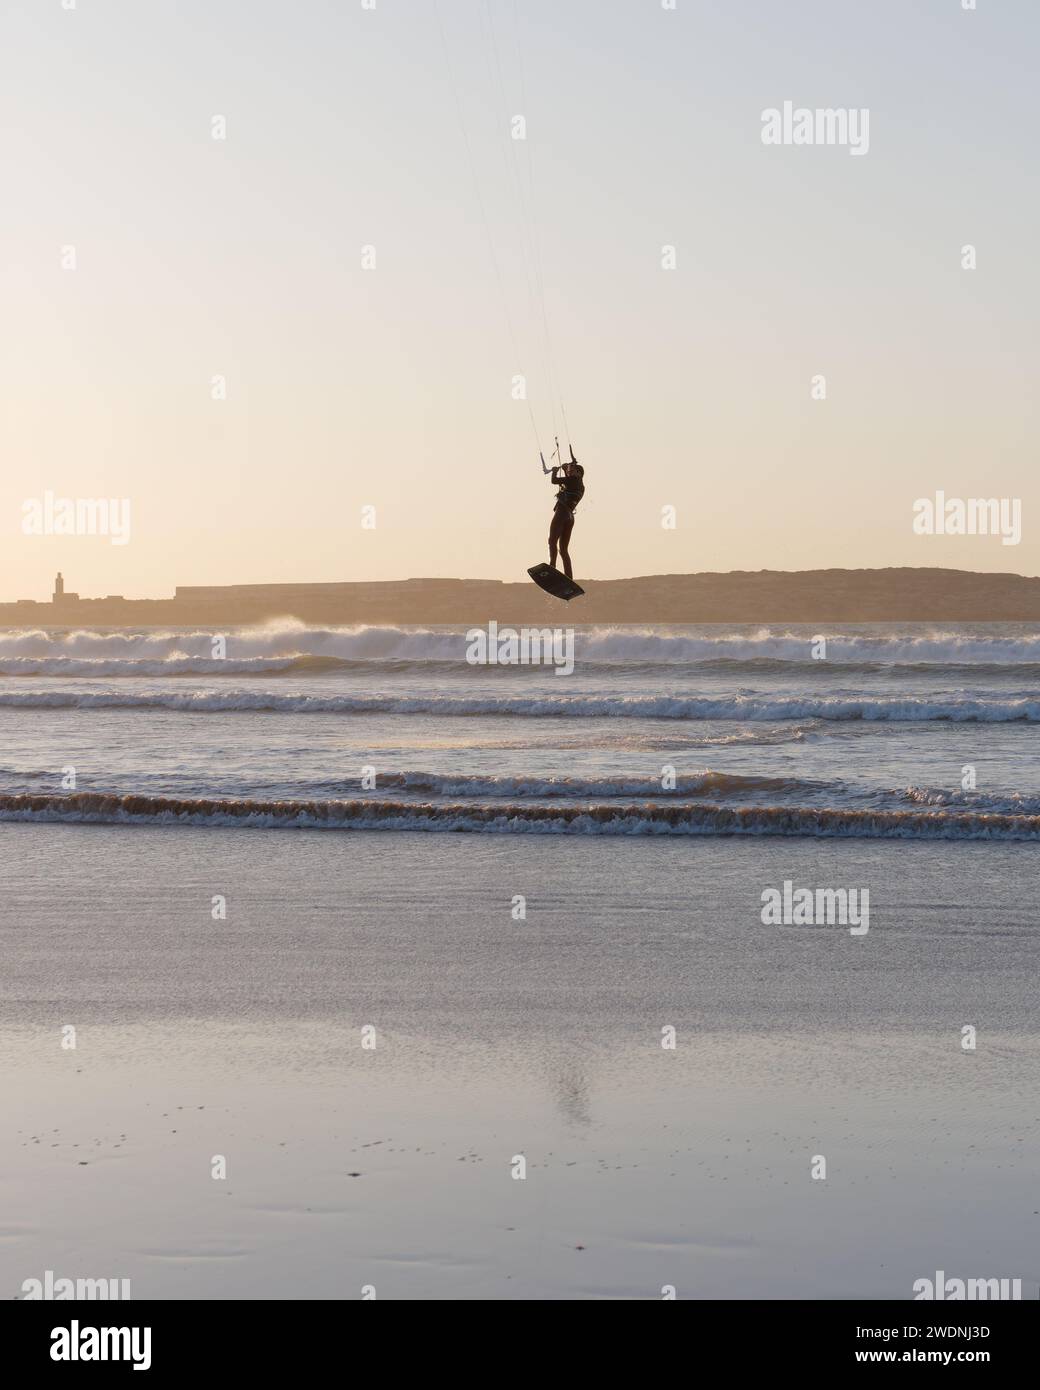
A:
[527,564,585,601]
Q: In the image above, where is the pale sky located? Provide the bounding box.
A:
[2,0,1037,600]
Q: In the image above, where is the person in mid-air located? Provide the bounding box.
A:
[544,443,585,580]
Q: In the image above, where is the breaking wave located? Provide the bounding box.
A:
[2,622,1040,674]
[371,770,825,798]
[1,791,1038,840]
[0,688,1036,721]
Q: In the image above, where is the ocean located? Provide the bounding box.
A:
[0,620,1038,835]
[1,621,1037,1299]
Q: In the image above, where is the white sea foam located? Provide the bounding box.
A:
[2,622,1039,672]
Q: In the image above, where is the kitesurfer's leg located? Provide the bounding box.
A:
[557,512,575,580]
[548,507,564,570]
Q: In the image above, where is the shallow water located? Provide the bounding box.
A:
[1,824,1037,1299]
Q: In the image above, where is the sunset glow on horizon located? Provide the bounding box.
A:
[3,0,1037,602]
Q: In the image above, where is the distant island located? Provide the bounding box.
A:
[2,569,1040,626]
